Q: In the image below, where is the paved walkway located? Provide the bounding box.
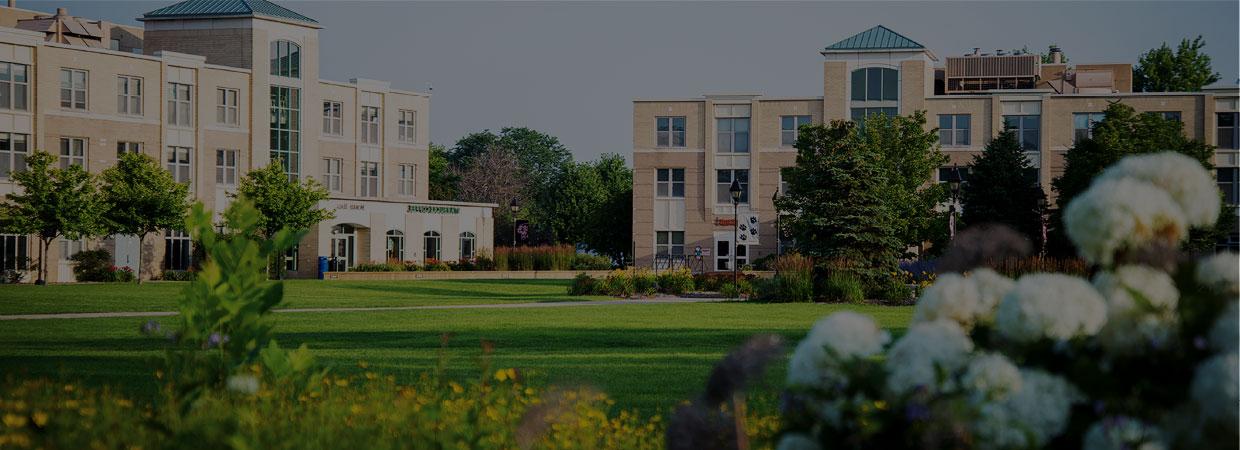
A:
[0,296,732,321]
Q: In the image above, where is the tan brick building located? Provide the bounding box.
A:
[632,25,1240,271]
[0,0,495,282]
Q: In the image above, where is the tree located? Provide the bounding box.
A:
[453,145,525,246]
[234,162,334,278]
[536,153,633,260]
[853,111,949,249]
[100,152,190,282]
[584,154,633,261]
[1050,102,1220,255]
[1133,36,1221,92]
[0,151,105,284]
[960,130,1047,246]
[427,143,459,201]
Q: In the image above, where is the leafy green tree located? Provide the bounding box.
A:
[235,162,334,278]
[101,152,190,282]
[585,154,633,261]
[537,153,633,260]
[427,143,459,201]
[1050,102,1220,255]
[960,130,1047,245]
[0,151,105,284]
[854,111,949,249]
[452,127,573,243]
[1133,36,1221,92]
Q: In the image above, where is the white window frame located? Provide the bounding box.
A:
[656,168,685,198]
[360,106,380,145]
[166,146,192,185]
[0,62,29,111]
[167,82,193,127]
[0,234,28,271]
[716,118,751,153]
[459,232,476,260]
[385,230,405,262]
[60,68,87,110]
[0,132,28,179]
[216,87,239,126]
[215,149,238,187]
[716,169,749,205]
[398,109,417,144]
[359,161,380,197]
[656,116,686,148]
[60,239,85,260]
[655,231,685,257]
[116,141,142,156]
[323,101,343,136]
[117,75,142,116]
[322,157,343,192]
[1072,112,1105,144]
[938,114,971,147]
[780,115,812,147]
[164,229,192,271]
[398,164,415,197]
[59,137,86,169]
[423,231,441,261]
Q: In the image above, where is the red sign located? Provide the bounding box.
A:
[715,218,737,226]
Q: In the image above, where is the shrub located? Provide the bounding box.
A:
[819,271,864,303]
[868,277,913,303]
[424,259,450,271]
[352,262,403,272]
[598,270,634,297]
[160,270,196,281]
[990,256,1090,278]
[473,250,496,271]
[631,268,657,296]
[694,272,755,292]
[2,269,25,284]
[656,269,695,295]
[719,279,753,299]
[494,247,511,271]
[111,266,136,283]
[749,254,778,270]
[572,253,613,270]
[494,245,578,271]
[770,254,814,302]
[401,261,423,271]
[70,249,114,282]
[567,272,597,296]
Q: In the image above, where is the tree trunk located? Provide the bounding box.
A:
[38,237,51,285]
[137,232,147,284]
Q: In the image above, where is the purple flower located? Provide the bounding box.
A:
[206,333,230,348]
[905,403,931,421]
[139,320,162,336]
[1193,336,1207,350]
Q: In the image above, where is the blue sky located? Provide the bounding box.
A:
[32,1,1240,163]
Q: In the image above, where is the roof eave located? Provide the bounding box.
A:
[139,13,321,29]
[820,47,939,61]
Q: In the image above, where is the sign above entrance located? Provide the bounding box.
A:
[334,203,365,211]
[408,204,461,215]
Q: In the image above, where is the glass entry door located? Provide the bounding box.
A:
[329,225,355,271]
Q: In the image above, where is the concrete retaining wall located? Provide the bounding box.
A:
[321,270,776,281]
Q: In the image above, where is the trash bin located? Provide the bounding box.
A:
[318,256,328,280]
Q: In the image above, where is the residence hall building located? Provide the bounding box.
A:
[633,25,1240,272]
[0,0,495,282]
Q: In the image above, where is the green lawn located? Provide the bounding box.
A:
[0,279,609,315]
[0,280,913,415]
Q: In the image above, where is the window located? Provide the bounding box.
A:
[1158,111,1182,122]
[216,88,239,126]
[1003,115,1041,151]
[166,82,192,127]
[423,231,441,261]
[0,234,28,271]
[1219,168,1239,206]
[359,161,379,197]
[715,240,748,271]
[166,146,192,184]
[398,164,415,197]
[656,116,686,147]
[60,239,84,260]
[322,158,342,192]
[850,107,899,122]
[60,68,87,110]
[386,230,405,262]
[780,115,812,147]
[360,106,380,144]
[0,62,29,110]
[656,168,685,198]
[398,110,417,143]
[216,149,238,186]
[164,229,191,271]
[851,67,899,102]
[323,101,343,136]
[117,76,141,115]
[1219,112,1238,150]
[0,133,28,178]
[116,141,141,156]
[270,40,301,78]
[938,114,971,147]
[655,231,684,256]
[716,118,750,153]
[459,232,476,260]
[59,137,86,169]
[284,246,298,272]
[1072,113,1105,144]
[269,86,301,177]
[716,169,749,204]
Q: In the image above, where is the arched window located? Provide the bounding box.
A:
[850,67,898,102]
[423,231,441,261]
[385,230,405,262]
[331,224,355,235]
[459,232,476,260]
[270,40,301,78]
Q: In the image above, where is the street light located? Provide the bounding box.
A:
[1037,197,1049,256]
[946,166,963,240]
[509,198,520,247]
[729,179,743,298]
[772,188,782,257]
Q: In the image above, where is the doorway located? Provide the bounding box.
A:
[329,224,356,271]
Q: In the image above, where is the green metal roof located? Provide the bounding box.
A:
[824,25,924,51]
[142,0,317,24]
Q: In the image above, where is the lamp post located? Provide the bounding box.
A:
[1037,197,1049,257]
[772,188,782,257]
[729,179,743,298]
[946,165,963,240]
[509,198,520,247]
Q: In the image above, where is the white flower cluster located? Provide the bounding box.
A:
[1190,352,1239,432]
[1210,302,1238,353]
[1081,416,1167,450]
[994,273,1107,343]
[884,320,974,396]
[787,312,890,389]
[1195,252,1240,296]
[1097,152,1220,226]
[961,352,1021,401]
[973,368,1082,449]
[912,269,1014,329]
[1093,265,1180,355]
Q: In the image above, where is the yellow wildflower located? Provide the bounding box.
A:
[2,414,26,428]
[31,411,47,427]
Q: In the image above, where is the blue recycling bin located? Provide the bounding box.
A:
[318,256,328,279]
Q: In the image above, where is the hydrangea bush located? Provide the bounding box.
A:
[779,152,1239,449]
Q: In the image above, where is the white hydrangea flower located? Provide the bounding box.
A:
[226,374,259,394]
[961,352,1022,401]
[1190,352,1239,430]
[1003,368,1082,446]
[1210,302,1238,353]
[884,320,974,396]
[913,273,984,327]
[776,433,821,450]
[1081,417,1167,450]
[971,268,1015,320]
[995,273,1108,343]
[1064,178,1188,266]
[1097,152,1220,227]
[1093,265,1180,355]
[787,311,890,389]
[973,402,1034,450]
[1195,252,1240,296]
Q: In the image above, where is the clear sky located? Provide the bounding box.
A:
[29,1,1240,164]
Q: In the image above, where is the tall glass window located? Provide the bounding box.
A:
[323,101,343,136]
[1073,112,1105,144]
[216,88,239,125]
[716,118,750,153]
[164,229,191,271]
[398,110,417,143]
[716,169,749,204]
[0,133,28,178]
[386,230,405,262]
[360,106,380,144]
[59,137,86,169]
[215,149,237,186]
[270,86,301,177]
[166,82,192,127]
[1003,115,1041,151]
[359,161,379,197]
[423,231,441,261]
[851,67,899,102]
[0,62,28,111]
[0,234,28,271]
[270,40,301,78]
[322,158,342,192]
[780,115,812,147]
[1218,112,1238,150]
[656,168,685,198]
[656,116,686,147]
[117,75,141,115]
[938,114,971,147]
[398,164,415,197]
[459,232,476,260]
[166,146,192,185]
[60,68,87,110]
[655,231,685,256]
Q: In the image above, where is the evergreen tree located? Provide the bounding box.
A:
[101,152,190,282]
[0,151,105,284]
[960,130,1047,246]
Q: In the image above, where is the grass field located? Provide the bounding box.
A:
[0,280,913,415]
